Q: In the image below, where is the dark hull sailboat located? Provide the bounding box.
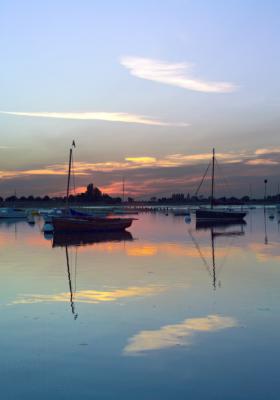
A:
[52,141,135,233]
[195,149,246,222]
[52,216,134,233]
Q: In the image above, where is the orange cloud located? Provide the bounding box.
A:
[0,151,250,182]
[255,147,280,155]
[246,159,278,165]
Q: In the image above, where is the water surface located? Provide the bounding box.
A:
[1,208,280,399]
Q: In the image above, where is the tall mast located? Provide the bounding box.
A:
[66,146,73,209]
[66,140,75,209]
[211,148,215,209]
[122,176,125,203]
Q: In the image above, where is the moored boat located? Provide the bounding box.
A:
[0,208,27,219]
[52,141,135,233]
[52,216,134,232]
[195,149,246,222]
[172,208,190,216]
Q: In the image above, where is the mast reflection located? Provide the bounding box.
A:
[51,230,134,319]
[65,245,78,320]
[190,221,246,290]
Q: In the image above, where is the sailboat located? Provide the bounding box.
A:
[52,141,135,233]
[195,149,247,222]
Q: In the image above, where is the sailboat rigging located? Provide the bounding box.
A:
[52,141,135,232]
[195,149,247,222]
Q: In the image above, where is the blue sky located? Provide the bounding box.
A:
[0,0,279,198]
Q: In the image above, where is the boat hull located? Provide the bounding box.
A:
[196,209,246,221]
[52,216,134,232]
[0,208,27,218]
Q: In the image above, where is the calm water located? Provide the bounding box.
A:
[1,208,280,399]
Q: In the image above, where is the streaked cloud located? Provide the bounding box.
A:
[0,147,279,197]
[0,152,243,181]
[121,57,237,93]
[126,157,157,164]
[255,147,280,155]
[0,110,188,127]
[246,159,279,166]
[11,285,165,305]
[124,314,238,355]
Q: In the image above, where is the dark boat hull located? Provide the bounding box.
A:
[196,209,246,221]
[52,216,134,232]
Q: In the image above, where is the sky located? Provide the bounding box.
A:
[0,0,279,199]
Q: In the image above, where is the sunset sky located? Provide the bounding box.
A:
[0,0,279,198]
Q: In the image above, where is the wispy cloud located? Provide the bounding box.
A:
[0,111,188,127]
[0,152,244,180]
[255,147,280,155]
[246,158,279,165]
[124,314,238,355]
[121,57,237,93]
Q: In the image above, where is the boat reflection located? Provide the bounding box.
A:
[196,219,246,231]
[52,230,133,248]
[190,221,245,290]
[54,230,134,320]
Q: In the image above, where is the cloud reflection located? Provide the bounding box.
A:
[12,286,165,305]
[124,315,238,355]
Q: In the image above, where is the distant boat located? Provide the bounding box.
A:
[52,141,135,233]
[195,149,247,222]
[27,213,35,224]
[0,208,27,219]
[172,208,190,216]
